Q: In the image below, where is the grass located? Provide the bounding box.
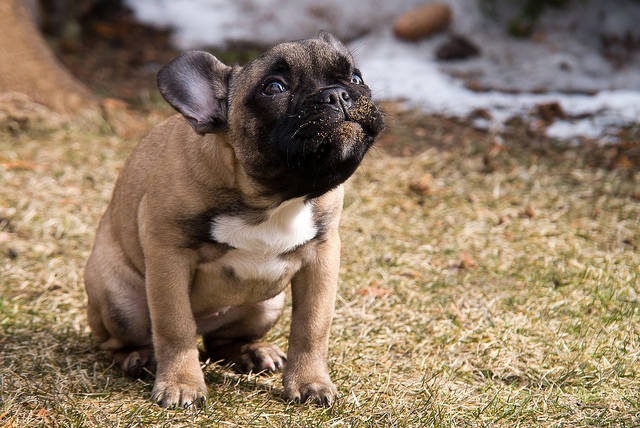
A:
[1,101,639,426]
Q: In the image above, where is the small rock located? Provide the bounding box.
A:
[393,3,451,42]
[436,35,480,60]
[519,205,535,218]
[409,173,433,195]
[535,102,566,123]
[469,108,492,120]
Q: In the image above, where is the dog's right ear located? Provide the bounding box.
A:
[157,51,232,134]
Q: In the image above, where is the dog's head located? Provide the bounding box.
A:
[158,32,384,199]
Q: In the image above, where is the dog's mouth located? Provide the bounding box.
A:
[253,96,383,199]
[282,96,383,165]
[287,118,373,167]
[314,121,367,160]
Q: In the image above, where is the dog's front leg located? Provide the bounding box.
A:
[145,243,207,408]
[284,231,340,406]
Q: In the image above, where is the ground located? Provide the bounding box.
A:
[1,17,639,427]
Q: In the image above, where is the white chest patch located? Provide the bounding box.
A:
[210,197,316,282]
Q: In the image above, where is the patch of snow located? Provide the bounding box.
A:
[124,0,640,141]
[546,117,624,144]
[354,30,640,139]
[123,0,425,48]
[546,119,602,140]
[439,0,640,93]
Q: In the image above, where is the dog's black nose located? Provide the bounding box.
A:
[317,87,352,114]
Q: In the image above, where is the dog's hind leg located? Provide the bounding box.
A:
[201,292,286,374]
[114,346,156,378]
[85,217,153,377]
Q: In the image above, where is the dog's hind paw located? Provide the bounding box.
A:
[115,347,156,378]
[206,340,287,374]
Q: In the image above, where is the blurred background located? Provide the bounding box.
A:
[3,0,640,145]
[2,3,640,424]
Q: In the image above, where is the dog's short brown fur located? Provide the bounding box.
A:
[84,32,383,408]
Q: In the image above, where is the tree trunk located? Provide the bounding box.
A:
[0,0,95,114]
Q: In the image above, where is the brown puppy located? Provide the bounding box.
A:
[84,32,384,408]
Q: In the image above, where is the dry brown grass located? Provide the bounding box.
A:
[1,106,639,426]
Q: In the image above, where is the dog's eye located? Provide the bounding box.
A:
[263,81,287,95]
[350,73,363,85]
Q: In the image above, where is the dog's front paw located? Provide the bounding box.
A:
[151,378,208,408]
[284,378,338,406]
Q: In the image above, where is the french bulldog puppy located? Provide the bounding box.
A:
[84,32,384,408]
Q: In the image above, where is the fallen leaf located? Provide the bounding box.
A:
[357,286,393,297]
[399,270,422,279]
[414,127,427,138]
[0,231,12,243]
[487,142,504,157]
[1,160,35,171]
[449,302,466,322]
[92,22,120,38]
[614,156,631,169]
[101,97,129,113]
[531,31,546,43]
[377,101,408,116]
[459,251,476,269]
[60,197,79,206]
[375,134,397,148]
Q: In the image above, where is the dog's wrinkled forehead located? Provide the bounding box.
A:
[231,37,354,99]
[269,38,353,76]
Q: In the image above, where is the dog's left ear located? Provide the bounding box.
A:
[157,51,232,134]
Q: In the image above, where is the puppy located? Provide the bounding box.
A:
[84,32,384,408]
